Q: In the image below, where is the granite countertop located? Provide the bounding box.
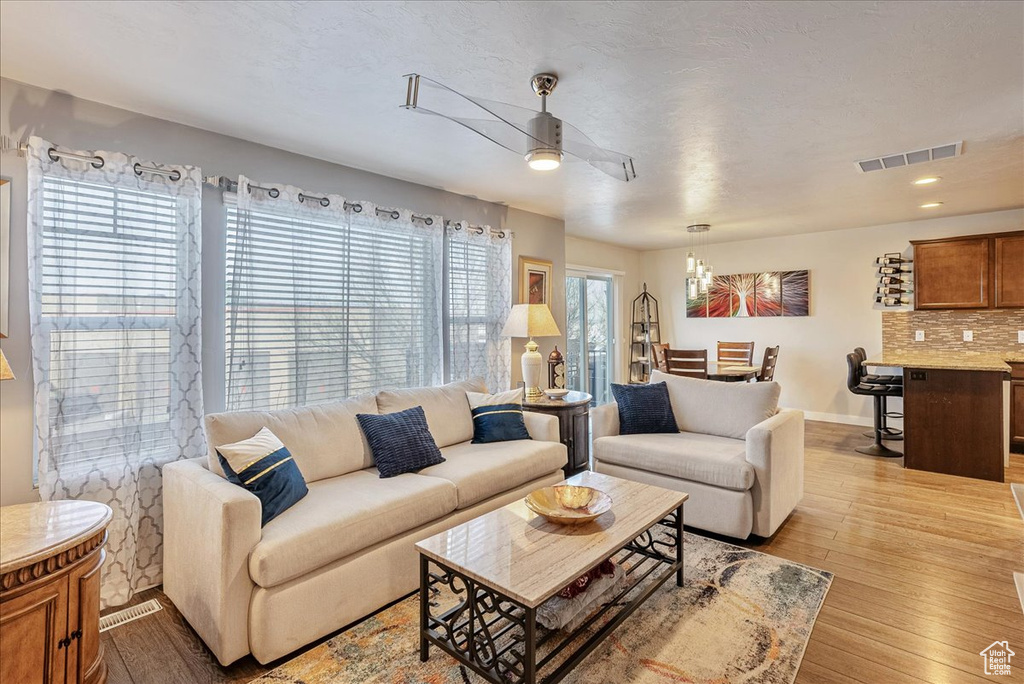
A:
[864,351,1023,372]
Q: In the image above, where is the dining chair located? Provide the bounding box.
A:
[717,341,755,366]
[651,343,670,373]
[664,348,708,380]
[757,345,780,382]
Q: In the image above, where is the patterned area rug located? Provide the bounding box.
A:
[254,532,832,684]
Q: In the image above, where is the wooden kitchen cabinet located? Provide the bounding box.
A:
[912,236,991,309]
[903,367,1004,481]
[912,231,1024,310]
[994,234,1024,308]
[1011,362,1024,454]
[0,501,111,684]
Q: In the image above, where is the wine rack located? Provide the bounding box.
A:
[873,252,913,309]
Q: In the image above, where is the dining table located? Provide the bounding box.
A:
[707,363,760,382]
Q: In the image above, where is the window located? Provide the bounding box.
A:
[224,201,443,410]
[36,177,183,469]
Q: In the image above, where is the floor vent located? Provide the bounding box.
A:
[99,599,163,632]
[856,141,962,173]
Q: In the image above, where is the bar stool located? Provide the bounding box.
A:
[846,352,903,457]
[853,347,903,441]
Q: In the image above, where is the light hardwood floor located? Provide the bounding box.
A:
[101,421,1024,683]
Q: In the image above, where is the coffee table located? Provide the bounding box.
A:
[415,471,688,684]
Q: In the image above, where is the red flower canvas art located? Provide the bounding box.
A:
[686,270,809,317]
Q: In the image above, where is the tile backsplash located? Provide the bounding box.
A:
[882,309,1024,354]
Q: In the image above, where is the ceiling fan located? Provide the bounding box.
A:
[401,73,637,182]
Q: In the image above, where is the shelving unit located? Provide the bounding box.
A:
[629,284,661,383]
[872,252,913,310]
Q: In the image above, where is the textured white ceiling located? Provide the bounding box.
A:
[1,1,1022,249]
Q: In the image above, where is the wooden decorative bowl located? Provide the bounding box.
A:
[525,485,612,525]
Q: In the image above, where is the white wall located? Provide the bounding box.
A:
[0,78,565,505]
[641,209,1023,423]
[564,235,643,382]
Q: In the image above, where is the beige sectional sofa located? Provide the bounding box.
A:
[163,379,567,665]
[592,370,804,540]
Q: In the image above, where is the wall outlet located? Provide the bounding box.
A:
[963,330,973,342]
[1018,330,1024,344]
[915,330,925,342]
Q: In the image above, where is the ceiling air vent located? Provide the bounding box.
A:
[856,141,962,173]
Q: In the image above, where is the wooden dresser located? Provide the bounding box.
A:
[1,501,112,684]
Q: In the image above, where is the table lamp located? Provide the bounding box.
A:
[501,304,561,399]
[0,349,13,381]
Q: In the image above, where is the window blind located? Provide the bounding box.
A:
[225,202,443,410]
[37,177,181,468]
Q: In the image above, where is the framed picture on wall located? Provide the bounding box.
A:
[519,256,552,305]
[0,178,9,338]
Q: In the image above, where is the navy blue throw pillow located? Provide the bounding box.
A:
[611,382,678,435]
[216,427,308,527]
[357,406,445,478]
[467,389,532,443]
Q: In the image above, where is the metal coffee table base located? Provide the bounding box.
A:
[419,505,684,684]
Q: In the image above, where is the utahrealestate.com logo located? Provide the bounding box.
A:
[980,641,1015,676]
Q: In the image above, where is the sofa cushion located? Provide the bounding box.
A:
[248,469,457,588]
[467,388,531,443]
[376,378,486,448]
[357,406,445,478]
[215,427,308,526]
[650,370,780,440]
[205,394,378,483]
[610,382,678,435]
[594,433,755,491]
[421,439,567,509]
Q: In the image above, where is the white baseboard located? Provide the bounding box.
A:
[802,411,877,427]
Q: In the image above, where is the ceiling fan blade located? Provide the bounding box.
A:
[407,107,526,156]
[560,119,637,182]
[402,74,636,181]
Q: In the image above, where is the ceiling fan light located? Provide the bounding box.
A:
[526,149,563,171]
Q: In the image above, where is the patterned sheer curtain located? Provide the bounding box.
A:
[446,221,512,391]
[26,137,205,607]
[225,176,443,410]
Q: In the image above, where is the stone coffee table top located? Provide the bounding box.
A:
[415,471,687,608]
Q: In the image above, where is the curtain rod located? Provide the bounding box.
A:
[0,138,512,237]
[206,175,512,236]
[1,137,181,181]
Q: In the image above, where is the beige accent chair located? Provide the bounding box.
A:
[592,370,803,539]
[163,378,566,665]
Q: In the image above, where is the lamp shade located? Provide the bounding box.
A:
[0,349,14,381]
[501,304,561,338]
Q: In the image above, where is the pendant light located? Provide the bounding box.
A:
[685,224,713,296]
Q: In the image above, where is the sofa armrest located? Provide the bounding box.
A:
[745,409,804,537]
[591,402,620,440]
[163,457,261,666]
[524,411,560,442]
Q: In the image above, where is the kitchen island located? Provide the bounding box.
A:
[864,352,1021,482]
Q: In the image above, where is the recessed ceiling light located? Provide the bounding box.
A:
[913,177,941,185]
[920,202,943,209]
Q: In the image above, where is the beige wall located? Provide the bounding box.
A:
[509,208,566,388]
[641,209,1023,424]
[0,78,566,505]
[564,236,644,382]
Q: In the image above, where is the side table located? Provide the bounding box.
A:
[523,391,592,477]
[1,500,112,684]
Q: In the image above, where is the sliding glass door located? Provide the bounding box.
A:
[565,273,615,404]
